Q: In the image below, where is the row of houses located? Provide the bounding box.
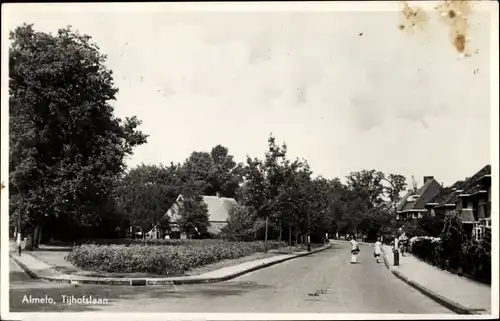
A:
[396,165,492,240]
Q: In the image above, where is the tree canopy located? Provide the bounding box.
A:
[9,24,147,244]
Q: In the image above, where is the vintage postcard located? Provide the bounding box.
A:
[1,1,498,321]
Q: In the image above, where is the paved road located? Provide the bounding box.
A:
[9,243,454,313]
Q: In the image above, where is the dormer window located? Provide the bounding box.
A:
[409,195,420,201]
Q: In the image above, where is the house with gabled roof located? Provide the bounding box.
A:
[396,176,442,221]
[151,192,237,239]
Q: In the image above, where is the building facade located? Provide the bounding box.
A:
[424,165,491,240]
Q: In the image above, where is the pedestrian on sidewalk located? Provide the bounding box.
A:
[349,235,360,264]
[373,237,382,263]
[16,232,22,256]
[399,232,408,257]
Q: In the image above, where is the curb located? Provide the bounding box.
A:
[380,248,474,315]
[10,243,332,286]
[10,255,40,280]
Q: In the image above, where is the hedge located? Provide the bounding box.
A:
[65,239,285,275]
[409,236,441,266]
[460,239,491,283]
[77,238,198,246]
[409,236,491,284]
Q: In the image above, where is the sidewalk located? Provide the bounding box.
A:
[381,245,491,315]
[9,242,331,286]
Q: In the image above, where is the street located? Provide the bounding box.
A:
[9,242,453,313]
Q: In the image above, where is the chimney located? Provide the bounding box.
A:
[424,176,434,184]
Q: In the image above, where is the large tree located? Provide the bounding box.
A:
[114,164,179,237]
[379,173,408,238]
[207,145,244,198]
[238,135,292,250]
[176,178,210,238]
[385,174,408,205]
[9,24,147,247]
[221,203,264,241]
[178,145,244,198]
[343,170,406,239]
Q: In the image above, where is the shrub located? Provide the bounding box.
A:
[461,238,491,283]
[417,214,445,237]
[409,230,491,284]
[409,236,440,265]
[435,211,467,270]
[221,204,263,241]
[66,240,285,275]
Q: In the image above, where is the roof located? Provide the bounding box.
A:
[438,165,491,206]
[201,195,237,222]
[428,180,465,207]
[396,191,413,212]
[162,194,237,223]
[398,178,442,212]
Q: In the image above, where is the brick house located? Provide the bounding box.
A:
[424,165,491,240]
[397,176,442,221]
[456,165,491,240]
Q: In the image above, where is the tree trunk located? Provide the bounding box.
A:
[264,217,269,252]
[278,224,282,243]
[25,235,34,251]
[25,228,34,251]
[36,224,43,247]
[33,224,41,249]
[288,224,292,246]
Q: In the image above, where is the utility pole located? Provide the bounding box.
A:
[264,217,269,252]
[307,210,311,252]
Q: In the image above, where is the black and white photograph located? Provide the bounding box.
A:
[1,1,498,320]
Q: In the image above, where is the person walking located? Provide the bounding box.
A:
[350,235,360,264]
[373,237,382,263]
[399,232,408,256]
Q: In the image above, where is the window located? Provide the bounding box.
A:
[476,228,482,241]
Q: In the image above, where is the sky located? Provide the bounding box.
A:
[2,2,495,188]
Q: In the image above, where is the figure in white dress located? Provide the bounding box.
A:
[350,235,360,264]
[373,237,382,263]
